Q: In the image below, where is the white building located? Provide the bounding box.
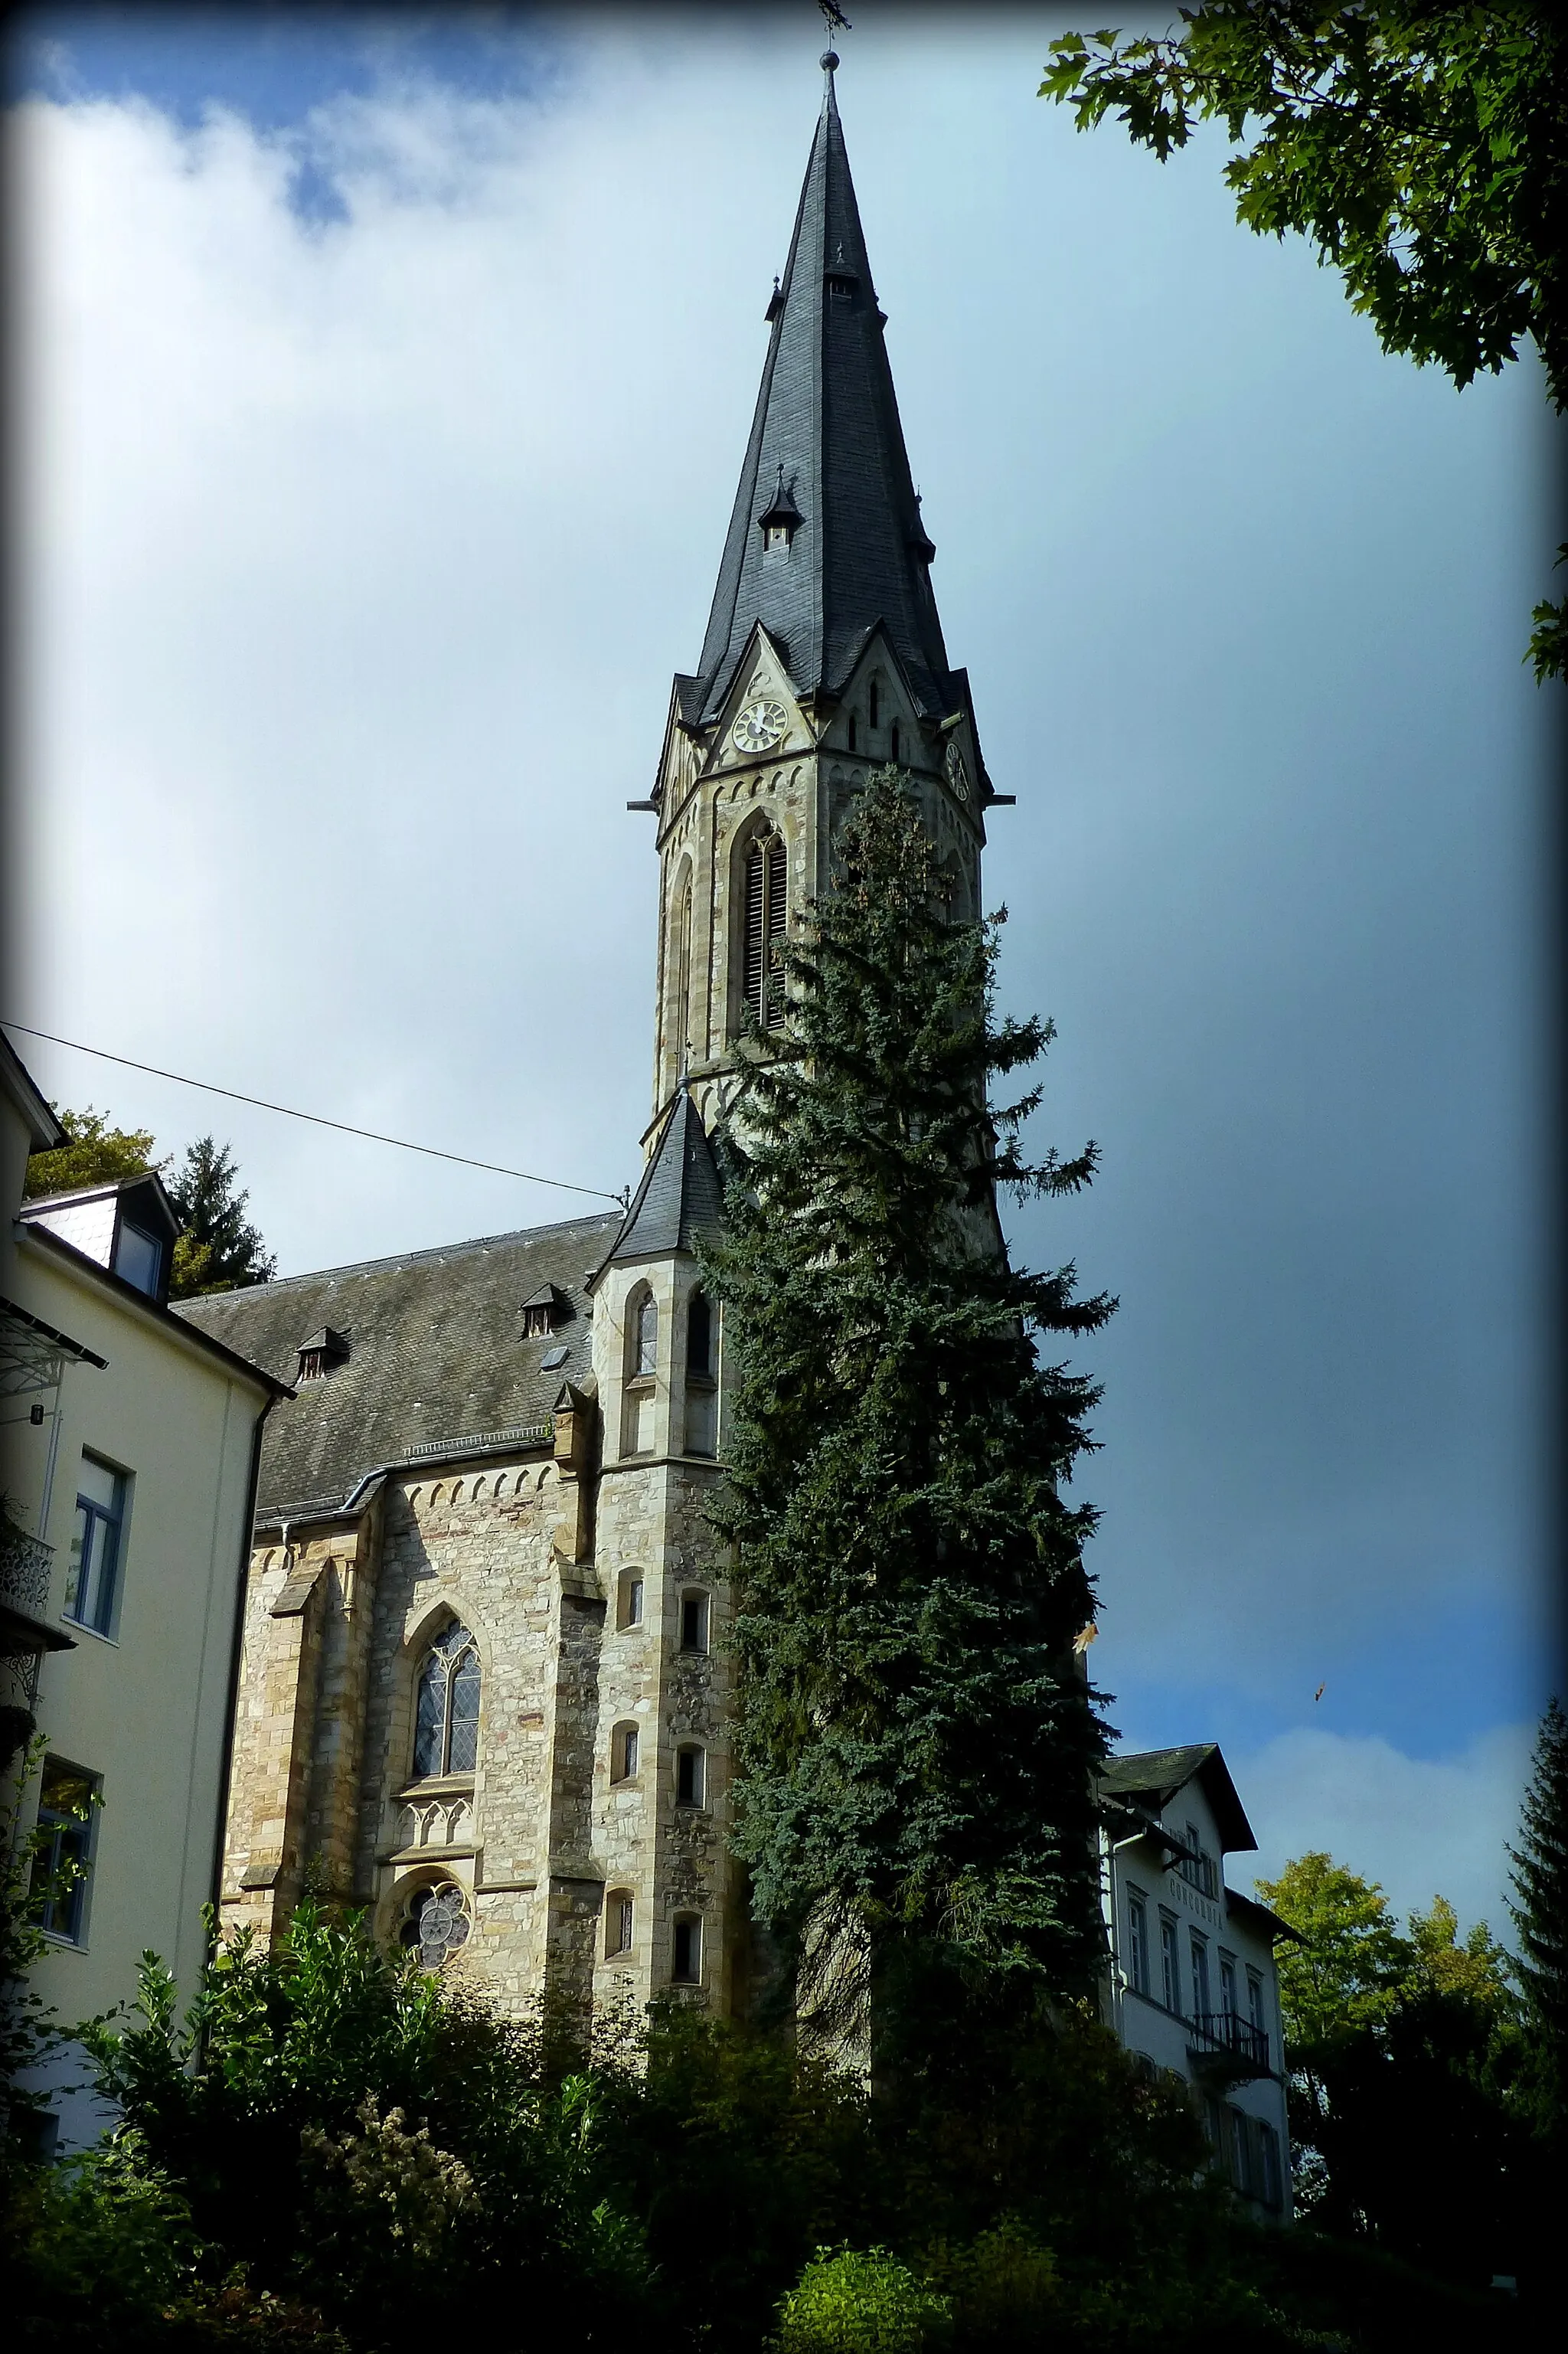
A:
[2,1032,290,2150]
[1097,1744,1295,2220]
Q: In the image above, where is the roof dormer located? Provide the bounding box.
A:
[519,1283,573,1339]
[296,1326,350,1383]
[21,1171,181,1307]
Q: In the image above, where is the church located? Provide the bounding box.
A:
[179,53,998,2027]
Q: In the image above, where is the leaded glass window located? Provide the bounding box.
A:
[399,1880,472,1970]
[413,1623,481,1779]
[635,1293,658,1378]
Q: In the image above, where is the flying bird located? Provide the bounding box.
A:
[1314,1684,1326,1703]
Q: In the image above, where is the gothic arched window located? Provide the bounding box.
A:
[742,831,787,1031]
[635,1292,658,1377]
[413,1622,481,1779]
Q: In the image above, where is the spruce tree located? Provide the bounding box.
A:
[165,1136,276,1296]
[704,770,1114,2026]
[1509,1695,1568,2137]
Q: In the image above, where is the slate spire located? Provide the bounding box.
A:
[607,1084,725,1265]
[690,56,953,724]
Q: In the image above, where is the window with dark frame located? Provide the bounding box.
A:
[679,1591,710,1653]
[412,1623,481,1779]
[676,1745,706,1807]
[619,1573,645,1630]
[869,678,880,730]
[889,721,900,763]
[33,1761,97,1943]
[113,1221,162,1296]
[612,1724,640,1782]
[67,1454,126,1636]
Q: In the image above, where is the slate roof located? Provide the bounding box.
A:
[1097,1743,1257,1855]
[690,60,957,725]
[605,1087,724,1266]
[174,1211,621,1522]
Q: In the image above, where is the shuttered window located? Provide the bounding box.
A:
[743,833,787,1029]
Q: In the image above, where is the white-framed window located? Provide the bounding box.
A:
[1257,2119,1283,2209]
[676,1745,707,1808]
[1220,1954,1238,2017]
[611,1722,640,1783]
[412,1623,481,1779]
[66,1453,128,1636]
[1159,1914,1181,2014]
[1190,1934,1211,2018]
[1126,1889,1150,1995]
[33,1759,99,1944]
[671,1912,702,1984]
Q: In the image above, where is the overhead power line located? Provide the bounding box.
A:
[3,1021,628,1208]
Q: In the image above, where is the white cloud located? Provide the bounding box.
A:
[1236,1723,1537,1940]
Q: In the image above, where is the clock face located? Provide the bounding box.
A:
[944,739,971,802]
[732,698,788,754]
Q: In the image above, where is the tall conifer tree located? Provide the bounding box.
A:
[1509,1696,1568,2137]
[704,770,1114,2025]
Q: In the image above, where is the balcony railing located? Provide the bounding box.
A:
[1187,2009,1270,2075]
[0,1519,54,1620]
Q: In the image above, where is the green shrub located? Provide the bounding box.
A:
[776,2246,952,2354]
[922,2219,1060,2348]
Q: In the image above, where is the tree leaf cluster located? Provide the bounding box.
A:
[701,771,1115,2015]
[1042,5,1568,679]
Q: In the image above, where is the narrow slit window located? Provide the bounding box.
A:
[612,1724,640,1783]
[869,679,880,730]
[889,721,901,763]
[672,1914,701,1984]
[606,1892,633,1957]
[635,1293,658,1378]
[680,1591,710,1653]
[1127,1892,1149,1996]
[676,1745,706,1807]
[619,1572,645,1630]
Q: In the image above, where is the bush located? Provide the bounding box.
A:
[777,2248,952,2354]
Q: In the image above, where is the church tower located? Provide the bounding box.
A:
[642,51,1004,1136]
[186,53,1013,2042]
[580,52,1009,2022]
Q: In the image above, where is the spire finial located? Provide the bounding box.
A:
[818,0,849,80]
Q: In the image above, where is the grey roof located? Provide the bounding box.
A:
[1097,1743,1257,1856]
[606,1088,724,1267]
[173,1211,621,1520]
[689,63,956,726]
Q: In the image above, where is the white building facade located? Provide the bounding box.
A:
[1097,1744,1295,2221]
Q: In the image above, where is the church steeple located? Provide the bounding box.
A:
[688,54,954,725]
[646,57,995,1130]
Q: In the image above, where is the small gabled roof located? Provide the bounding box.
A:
[1097,1742,1258,1856]
[603,1086,724,1268]
[21,1169,181,1241]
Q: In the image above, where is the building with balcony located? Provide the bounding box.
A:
[2,1031,290,2150]
[1097,1744,1296,2221]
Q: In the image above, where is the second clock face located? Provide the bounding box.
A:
[732,698,787,754]
[945,739,971,802]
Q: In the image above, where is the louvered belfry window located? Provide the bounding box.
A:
[743,832,787,1029]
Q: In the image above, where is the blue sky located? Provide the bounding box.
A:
[9,3,1557,1931]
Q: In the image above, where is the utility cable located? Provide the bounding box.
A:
[3,1020,628,1207]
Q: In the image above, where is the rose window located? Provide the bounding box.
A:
[400,1880,472,1970]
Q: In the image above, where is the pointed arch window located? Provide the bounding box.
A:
[743,831,787,1030]
[413,1623,481,1779]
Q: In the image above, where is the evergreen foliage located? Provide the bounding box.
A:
[1508,1695,1568,2133]
[702,770,1114,2016]
[165,1136,277,1296]
[1041,5,1568,680]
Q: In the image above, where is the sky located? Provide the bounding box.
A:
[7,2,1559,1938]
